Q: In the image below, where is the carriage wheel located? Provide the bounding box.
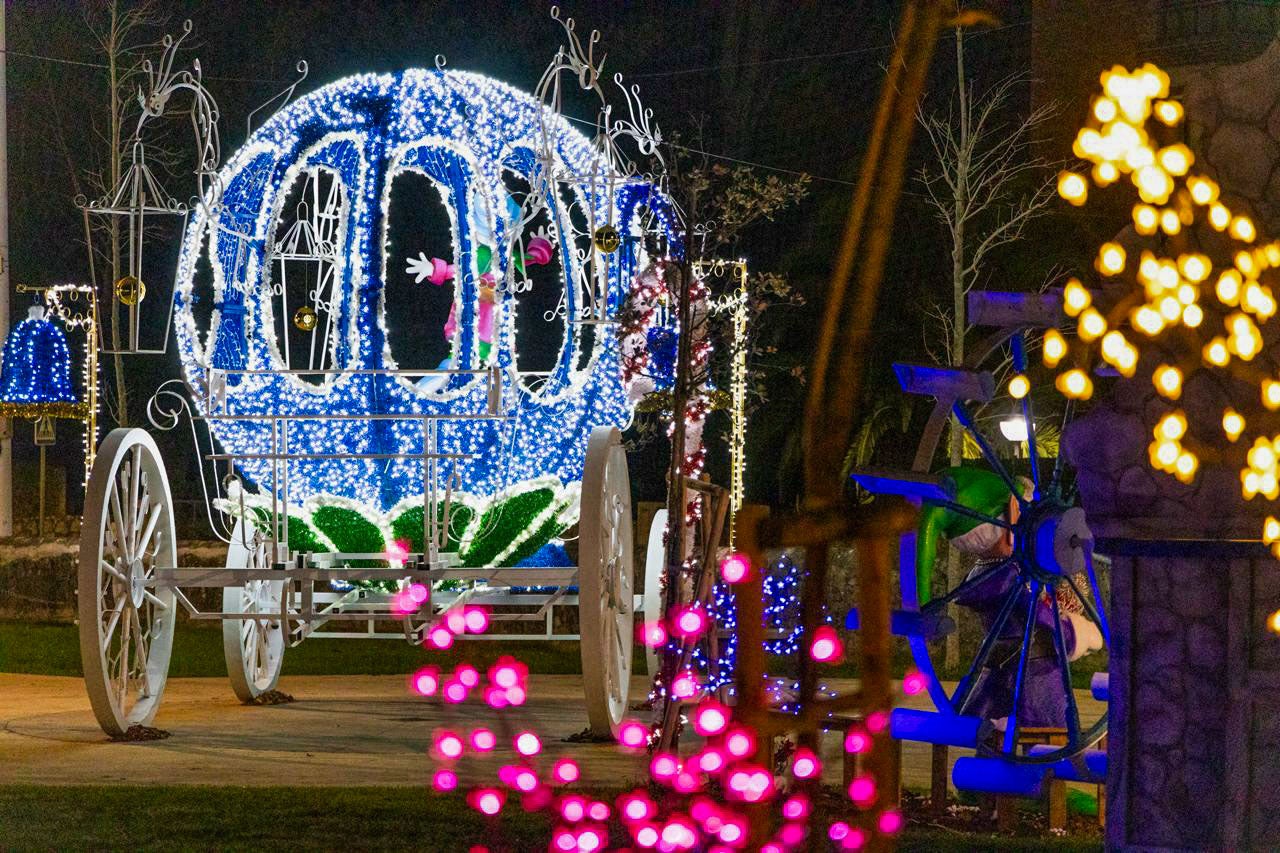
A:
[579,426,635,737]
[78,429,177,737]
[900,328,1110,764]
[222,520,286,702]
[641,508,667,676]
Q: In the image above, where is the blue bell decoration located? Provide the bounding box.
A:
[0,306,86,419]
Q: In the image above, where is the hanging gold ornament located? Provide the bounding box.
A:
[114,275,145,306]
[293,305,318,332]
[593,224,621,254]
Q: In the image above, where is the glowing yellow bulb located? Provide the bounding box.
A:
[1187,175,1218,204]
[1209,204,1231,230]
[1154,99,1183,125]
[1158,295,1183,321]
[1236,250,1258,277]
[1043,328,1067,367]
[1178,253,1209,283]
[1182,304,1204,328]
[1124,142,1155,170]
[1204,336,1231,366]
[1176,283,1198,305]
[1133,204,1158,235]
[1217,269,1242,305]
[1154,440,1179,469]
[1078,307,1107,341]
[1057,369,1093,400]
[1101,330,1127,359]
[1157,144,1192,176]
[1097,242,1126,276]
[1223,409,1245,441]
[1133,305,1165,336]
[1157,411,1187,441]
[1093,161,1119,185]
[1134,164,1173,204]
[1250,441,1277,472]
[1058,171,1088,206]
[1092,97,1117,123]
[1174,451,1198,482]
[1270,610,1280,634]
[1154,364,1182,399]
[1008,374,1030,400]
[1159,208,1181,235]
[1074,128,1102,159]
[1231,215,1257,242]
[1116,346,1138,376]
[1264,380,1280,411]
[1228,312,1263,360]
[1063,278,1091,317]
[1266,516,1280,544]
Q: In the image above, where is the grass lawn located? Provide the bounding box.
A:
[0,619,591,678]
[0,620,1105,689]
[0,786,1102,852]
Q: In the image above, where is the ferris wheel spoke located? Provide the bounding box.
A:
[953,401,1026,507]
[1049,590,1081,745]
[1002,580,1041,756]
[951,580,1023,714]
[1063,570,1108,646]
[925,558,1014,613]
[1081,548,1110,645]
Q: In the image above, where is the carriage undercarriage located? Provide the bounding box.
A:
[78,386,660,740]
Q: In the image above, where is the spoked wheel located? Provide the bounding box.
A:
[78,429,177,737]
[579,426,635,737]
[222,520,285,702]
[642,508,667,677]
[858,316,1111,765]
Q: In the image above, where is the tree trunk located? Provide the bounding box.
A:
[107,1,128,426]
[943,24,968,672]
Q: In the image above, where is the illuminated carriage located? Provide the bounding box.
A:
[77,66,673,739]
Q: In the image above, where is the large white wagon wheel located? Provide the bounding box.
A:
[78,428,177,737]
[222,520,285,702]
[579,426,635,737]
[642,508,667,677]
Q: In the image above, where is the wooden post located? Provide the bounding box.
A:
[931,743,949,813]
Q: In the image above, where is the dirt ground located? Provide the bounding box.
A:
[0,673,1103,795]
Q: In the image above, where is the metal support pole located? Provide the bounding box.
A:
[0,5,11,538]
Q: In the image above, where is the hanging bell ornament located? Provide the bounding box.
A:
[114,275,145,306]
[293,305,318,332]
[593,224,621,254]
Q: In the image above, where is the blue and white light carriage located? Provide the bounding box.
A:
[76,69,675,738]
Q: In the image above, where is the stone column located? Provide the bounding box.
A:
[1068,370,1280,850]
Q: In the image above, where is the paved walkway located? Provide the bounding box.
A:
[0,674,1104,791]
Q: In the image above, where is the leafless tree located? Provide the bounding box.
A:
[916,23,1057,669]
[80,0,176,427]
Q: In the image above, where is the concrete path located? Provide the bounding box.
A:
[0,674,1104,791]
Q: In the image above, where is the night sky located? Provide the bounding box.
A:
[4,0,1049,525]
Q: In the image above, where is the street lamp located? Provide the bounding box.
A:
[999,415,1029,443]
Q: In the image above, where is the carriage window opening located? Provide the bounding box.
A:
[557,182,599,368]
[189,231,216,359]
[269,168,345,386]
[384,170,456,384]
[502,169,565,387]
